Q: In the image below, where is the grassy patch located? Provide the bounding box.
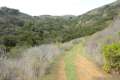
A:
[64,39,86,80]
[65,63,76,80]
[64,49,77,80]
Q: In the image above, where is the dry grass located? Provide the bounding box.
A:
[0,44,60,80]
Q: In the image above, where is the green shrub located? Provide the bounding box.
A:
[103,42,120,73]
[2,35,17,47]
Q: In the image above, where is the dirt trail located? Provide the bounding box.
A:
[57,58,67,80]
[56,54,109,80]
[75,54,108,80]
[55,43,111,80]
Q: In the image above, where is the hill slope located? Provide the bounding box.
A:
[85,16,120,66]
[0,0,120,52]
[1,1,120,80]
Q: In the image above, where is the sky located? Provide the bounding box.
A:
[0,0,116,16]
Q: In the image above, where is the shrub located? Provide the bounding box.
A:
[103,42,120,73]
[2,35,17,47]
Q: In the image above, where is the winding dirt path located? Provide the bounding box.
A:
[56,54,109,80]
[75,54,108,80]
[55,43,111,80]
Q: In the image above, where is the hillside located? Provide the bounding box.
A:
[0,0,120,80]
[0,1,120,53]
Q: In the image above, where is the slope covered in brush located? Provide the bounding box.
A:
[0,1,120,53]
[85,16,120,66]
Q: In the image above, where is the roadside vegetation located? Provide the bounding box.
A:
[0,44,61,80]
[103,42,120,73]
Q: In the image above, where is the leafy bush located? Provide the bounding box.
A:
[2,35,17,47]
[103,42,120,73]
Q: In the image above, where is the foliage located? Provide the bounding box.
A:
[103,42,120,73]
[0,1,120,54]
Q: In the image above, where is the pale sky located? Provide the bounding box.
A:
[0,0,116,16]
